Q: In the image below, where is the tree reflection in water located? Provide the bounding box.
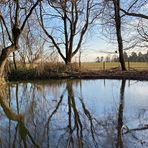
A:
[0,80,148,148]
[116,79,126,148]
[0,83,39,148]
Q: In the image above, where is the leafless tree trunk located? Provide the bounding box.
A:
[113,0,126,71]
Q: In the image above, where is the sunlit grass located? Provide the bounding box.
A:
[81,62,148,71]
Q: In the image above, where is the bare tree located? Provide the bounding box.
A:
[37,0,100,64]
[102,0,126,70]
[120,0,148,48]
[18,19,46,67]
[136,20,148,49]
[0,0,41,78]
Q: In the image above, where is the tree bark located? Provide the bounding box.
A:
[13,52,17,70]
[0,45,16,77]
[65,55,72,65]
[113,0,126,71]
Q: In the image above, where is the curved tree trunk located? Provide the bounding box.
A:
[0,83,23,121]
[0,45,16,78]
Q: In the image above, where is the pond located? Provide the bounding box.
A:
[0,79,148,148]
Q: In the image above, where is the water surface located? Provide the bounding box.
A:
[0,79,148,148]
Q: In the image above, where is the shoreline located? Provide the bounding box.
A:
[7,70,148,81]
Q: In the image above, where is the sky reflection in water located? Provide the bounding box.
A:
[0,79,148,148]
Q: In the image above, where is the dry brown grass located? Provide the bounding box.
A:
[36,62,79,76]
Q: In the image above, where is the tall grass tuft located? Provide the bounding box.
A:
[8,62,79,80]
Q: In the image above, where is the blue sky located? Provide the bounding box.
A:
[57,0,148,62]
[78,34,114,62]
[0,0,148,63]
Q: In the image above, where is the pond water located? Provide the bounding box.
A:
[0,79,148,148]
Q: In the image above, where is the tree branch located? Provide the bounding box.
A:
[38,1,66,61]
[20,0,41,31]
[120,9,148,20]
[0,12,13,43]
[72,0,90,56]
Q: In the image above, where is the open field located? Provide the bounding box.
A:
[8,61,148,71]
[81,62,148,71]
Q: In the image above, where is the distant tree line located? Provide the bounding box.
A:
[120,51,148,62]
[96,51,148,63]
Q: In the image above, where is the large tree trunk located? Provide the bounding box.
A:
[113,0,126,71]
[0,45,16,78]
[65,55,72,65]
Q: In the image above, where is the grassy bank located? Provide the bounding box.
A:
[7,63,79,80]
[6,62,148,81]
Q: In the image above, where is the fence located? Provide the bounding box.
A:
[81,62,148,71]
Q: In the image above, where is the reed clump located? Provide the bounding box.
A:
[8,62,79,80]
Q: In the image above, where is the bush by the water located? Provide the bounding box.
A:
[8,62,79,80]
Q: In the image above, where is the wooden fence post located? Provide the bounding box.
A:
[128,60,130,70]
[103,62,105,70]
